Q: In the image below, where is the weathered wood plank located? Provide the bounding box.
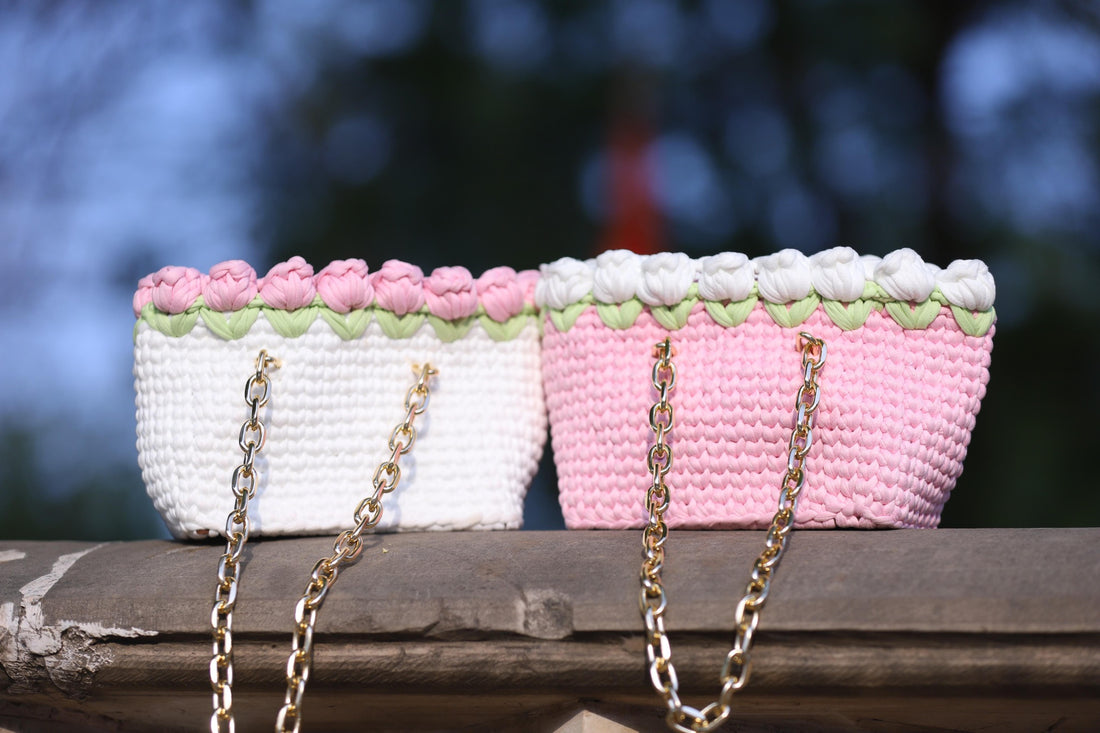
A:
[9,529,1100,635]
[1,529,1098,732]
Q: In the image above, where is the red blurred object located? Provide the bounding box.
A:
[598,114,663,256]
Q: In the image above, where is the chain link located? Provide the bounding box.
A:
[275,363,437,733]
[641,332,827,733]
[210,350,280,733]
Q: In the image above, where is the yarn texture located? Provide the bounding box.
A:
[540,248,995,529]
[134,259,545,539]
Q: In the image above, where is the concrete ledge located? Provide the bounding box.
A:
[1,529,1099,731]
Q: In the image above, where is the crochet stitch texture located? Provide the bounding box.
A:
[133,258,546,538]
[539,247,995,529]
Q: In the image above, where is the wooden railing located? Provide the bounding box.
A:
[2,529,1099,732]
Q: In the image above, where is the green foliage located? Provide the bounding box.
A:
[0,426,165,540]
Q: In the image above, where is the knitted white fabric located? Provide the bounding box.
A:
[134,315,545,538]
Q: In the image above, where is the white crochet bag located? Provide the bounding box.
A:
[133,257,546,539]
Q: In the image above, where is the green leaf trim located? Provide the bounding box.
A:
[375,310,427,339]
[884,299,942,330]
[427,314,476,342]
[319,309,372,341]
[479,314,531,341]
[135,289,995,340]
[167,311,199,337]
[199,309,259,340]
[763,294,820,328]
[596,300,644,330]
[950,305,996,337]
[141,304,201,338]
[264,307,321,337]
[137,303,540,342]
[141,306,170,334]
[548,301,589,332]
[650,298,698,330]
[704,297,757,328]
[861,281,890,300]
[821,299,875,331]
[475,303,539,319]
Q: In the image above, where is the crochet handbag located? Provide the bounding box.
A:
[538,246,995,530]
[132,256,546,539]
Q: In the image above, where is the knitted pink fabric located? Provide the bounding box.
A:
[543,303,993,529]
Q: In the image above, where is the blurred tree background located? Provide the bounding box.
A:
[2,0,1099,539]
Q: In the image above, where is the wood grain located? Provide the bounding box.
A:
[1,529,1098,731]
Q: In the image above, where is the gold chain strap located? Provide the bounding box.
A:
[210,350,281,733]
[641,332,827,733]
[275,363,438,733]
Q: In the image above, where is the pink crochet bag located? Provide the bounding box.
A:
[538,247,995,529]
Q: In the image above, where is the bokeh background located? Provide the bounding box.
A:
[2,0,1099,540]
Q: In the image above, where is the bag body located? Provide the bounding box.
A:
[539,248,995,529]
[134,258,545,539]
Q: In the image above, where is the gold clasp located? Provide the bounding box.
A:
[797,332,826,368]
[255,349,283,372]
[652,339,677,360]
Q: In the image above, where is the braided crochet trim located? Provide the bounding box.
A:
[544,283,995,336]
[135,297,538,342]
[133,257,539,342]
[537,247,996,337]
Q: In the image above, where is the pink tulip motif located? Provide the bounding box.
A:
[424,266,478,320]
[133,274,155,317]
[259,256,316,310]
[476,266,524,322]
[138,258,542,325]
[203,260,258,312]
[516,270,540,308]
[315,259,373,313]
[151,266,204,314]
[370,260,426,316]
